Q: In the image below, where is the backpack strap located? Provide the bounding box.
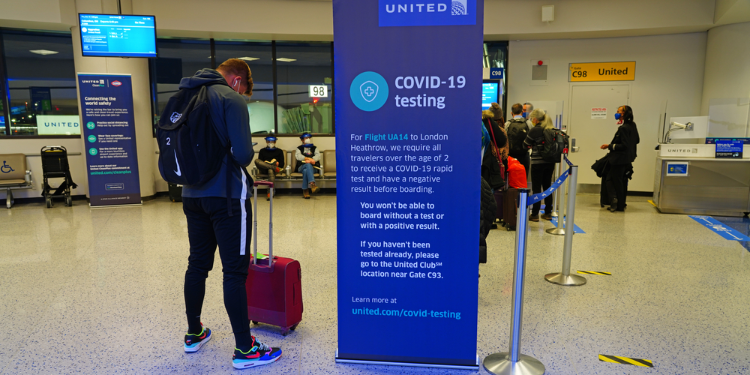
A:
[485,118,506,178]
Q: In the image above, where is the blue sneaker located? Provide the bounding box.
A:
[232,336,282,369]
[184,324,212,353]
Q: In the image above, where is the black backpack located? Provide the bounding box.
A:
[540,127,569,163]
[157,83,227,186]
[506,119,528,155]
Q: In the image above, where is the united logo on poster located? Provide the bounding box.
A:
[379,0,476,26]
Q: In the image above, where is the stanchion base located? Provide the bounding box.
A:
[545,227,565,235]
[483,352,546,375]
[545,273,587,286]
[550,212,558,218]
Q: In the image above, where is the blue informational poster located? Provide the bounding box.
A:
[666,162,689,176]
[77,74,141,206]
[79,14,157,58]
[482,81,499,111]
[334,0,482,368]
[715,139,743,158]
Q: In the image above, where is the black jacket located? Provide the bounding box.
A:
[607,121,640,166]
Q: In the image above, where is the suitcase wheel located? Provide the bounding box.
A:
[507,227,512,231]
[251,321,258,325]
[290,323,299,331]
[282,329,290,336]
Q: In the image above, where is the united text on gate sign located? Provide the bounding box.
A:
[569,62,636,82]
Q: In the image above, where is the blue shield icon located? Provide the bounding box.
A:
[350,72,389,112]
[360,81,379,103]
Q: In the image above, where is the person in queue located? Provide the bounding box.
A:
[254,134,285,200]
[523,109,556,222]
[179,59,282,369]
[523,102,534,127]
[489,102,505,128]
[295,132,321,199]
[600,105,640,212]
[505,103,530,177]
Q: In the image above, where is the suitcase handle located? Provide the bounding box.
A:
[250,257,275,273]
[252,185,274,266]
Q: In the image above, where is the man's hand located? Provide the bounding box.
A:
[600,144,609,150]
[305,158,315,164]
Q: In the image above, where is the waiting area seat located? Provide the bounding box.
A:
[323,150,336,179]
[0,154,33,209]
[250,149,336,189]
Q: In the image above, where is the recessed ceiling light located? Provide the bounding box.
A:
[30,50,59,55]
[238,57,259,61]
[276,58,297,62]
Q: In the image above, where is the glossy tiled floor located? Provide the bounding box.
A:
[1,193,749,374]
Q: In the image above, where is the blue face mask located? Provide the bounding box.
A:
[522,112,527,119]
[614,113,622,120]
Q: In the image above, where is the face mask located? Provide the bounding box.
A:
[522,112,527,119]
[614,113,622,120]
[267,143,275,149]
[304,138,312,144]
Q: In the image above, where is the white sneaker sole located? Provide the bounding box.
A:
[232,353,282,369]
[184,333,211,353]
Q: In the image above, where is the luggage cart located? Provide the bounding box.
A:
[40,146,77,208]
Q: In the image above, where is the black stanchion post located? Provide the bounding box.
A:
[483,188,545,375]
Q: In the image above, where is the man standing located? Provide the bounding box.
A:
[505,103,530,176]
[179,59,282,369]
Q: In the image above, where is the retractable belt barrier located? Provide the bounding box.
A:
[527,155,574,207]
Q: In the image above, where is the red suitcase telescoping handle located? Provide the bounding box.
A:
[251,181,274,273]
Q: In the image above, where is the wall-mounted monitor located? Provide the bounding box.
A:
[79,14,157,58]
[482,80,499,111]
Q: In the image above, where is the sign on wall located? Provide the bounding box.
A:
[591,107,607,119]
[334,0,482,368]
[570,61,636,82]
[77,74,141,206]
[36,115,81,135]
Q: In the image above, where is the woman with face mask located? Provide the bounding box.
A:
[295,132,321,199]
[254,135,285,200]
[599,105,640,212]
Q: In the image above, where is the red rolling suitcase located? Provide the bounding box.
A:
[246,181,303,336]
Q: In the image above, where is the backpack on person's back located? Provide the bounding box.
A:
[506,119,528,156]
[540,127,569,163]
[157,82,227,186]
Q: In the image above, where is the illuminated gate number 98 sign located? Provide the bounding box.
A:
[308,85,329,98]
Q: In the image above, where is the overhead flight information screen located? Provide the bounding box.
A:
[79,14,157,58]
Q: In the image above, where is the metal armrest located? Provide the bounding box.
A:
[25,170,32,185]
[285,166,292,178]
[319,164,325,177]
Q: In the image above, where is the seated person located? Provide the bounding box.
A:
[295,132,320,199]
[254,135,285,200]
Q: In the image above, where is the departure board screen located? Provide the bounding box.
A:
[79,14,157,58]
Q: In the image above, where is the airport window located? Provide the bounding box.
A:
[1,30,79,137]
[213,40,275,135]
[274,42,334,135]
[151,39,334,137]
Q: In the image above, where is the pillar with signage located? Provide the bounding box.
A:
[334,0,483,369]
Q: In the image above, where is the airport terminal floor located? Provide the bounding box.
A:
[1,193,748,374]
